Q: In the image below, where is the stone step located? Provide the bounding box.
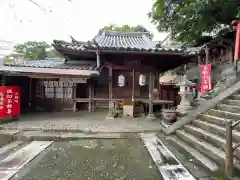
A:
[164,136,219,173]
[193,120,240,143]
[224,99,240,106]
[217,104,240,113]
[0,141,53,180]
[176,130,225,165]
[0,141,26,162]
[184,125,240,159]
[176,130,240,172]
[177,130,240,173]
[207,109,240,121]
[231,94,240,100]
[199,114,233,127]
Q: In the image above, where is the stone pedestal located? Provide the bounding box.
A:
[162,109,177,125]
[176,75,195,116]
[146,113,156,120]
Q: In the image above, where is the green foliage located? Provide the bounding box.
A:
[101,24,154,39]
[14,41,50,60]
[149,0,240,45]
[4,41,61,63]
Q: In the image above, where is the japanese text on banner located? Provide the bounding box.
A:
[0,87,5,118]
[201,64,212,92]
[6,88,13,116]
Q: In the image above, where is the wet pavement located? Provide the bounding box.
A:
[0,112,162,133]
[17,139,163,180]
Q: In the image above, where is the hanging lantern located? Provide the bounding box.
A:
[139,74,146,86]
[118,75,125,87]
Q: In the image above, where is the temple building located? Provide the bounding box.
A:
[0,31,198,119]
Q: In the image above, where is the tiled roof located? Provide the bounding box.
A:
[5,59,97,70]
[93,31,155,49]
[53,31,187,54]
[1,59,99,76]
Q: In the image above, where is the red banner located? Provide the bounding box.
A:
[201,64,212,92]
[0,86,20,118]
[233,21,240,61]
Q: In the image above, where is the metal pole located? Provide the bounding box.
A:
[225,120,234,178]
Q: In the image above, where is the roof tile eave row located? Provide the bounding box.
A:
[55,44,190,54]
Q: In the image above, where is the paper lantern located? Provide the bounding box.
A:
[118,75,125,87]
[139,74,146,86]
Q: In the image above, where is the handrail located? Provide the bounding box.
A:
[225,119,240,178]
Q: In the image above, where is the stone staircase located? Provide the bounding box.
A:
[160,90,240,179]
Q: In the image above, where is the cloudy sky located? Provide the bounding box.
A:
[0,0,168,43]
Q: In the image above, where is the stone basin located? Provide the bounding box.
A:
[161,109,177,125]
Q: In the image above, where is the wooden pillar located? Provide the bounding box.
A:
[147,72,156,120]
[197,55,201,98]
[91,82,95,112]
[106,65,114,118]
[205,46,209,65]
[109,66,113,106]
[1,75,5,86]
[88,81,92,112]
[132,69,135,102]
[73,84,77,112]
[229,47,233,64]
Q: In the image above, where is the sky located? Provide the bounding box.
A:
[0,0,169,44]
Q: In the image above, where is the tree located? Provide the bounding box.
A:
[4,41,61,63]
[14,41,51,60]
[148,0,240,45]
[100,24,154,39]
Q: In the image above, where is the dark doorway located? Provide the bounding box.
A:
[75,83,88,110]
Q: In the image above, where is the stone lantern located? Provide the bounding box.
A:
[176,75,196,116]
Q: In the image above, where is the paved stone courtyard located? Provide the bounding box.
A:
[12,139,163,180]
[0,111,163,133]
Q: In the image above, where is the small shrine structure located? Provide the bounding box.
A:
[0,31,198,119]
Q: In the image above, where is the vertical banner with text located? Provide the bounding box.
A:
[201,64,212,92]
[0,87,6,118]
[0,86,20,119]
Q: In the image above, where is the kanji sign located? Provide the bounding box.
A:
[0,87,6,118]
[0,86,20,118]
[201,64,212,92]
